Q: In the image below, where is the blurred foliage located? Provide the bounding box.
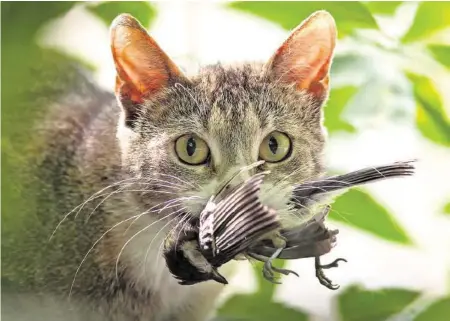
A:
[87,1,156,27]
[407,73,450,147]
[228,1,378,38]
[413,297,450,321]
[329,190,412,245]
[428,45,450,70]
[217,261,308,321]
[444,202,450,216]
[2,1,450,321]
[402,2,450,43]
[363,1,403,15]
[337,285,420,321]
[324,86,358,134]
[1,1,77,136]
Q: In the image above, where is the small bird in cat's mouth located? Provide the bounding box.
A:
[163,160,415,289]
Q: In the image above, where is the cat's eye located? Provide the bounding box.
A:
[175,134,210,165]
[259,131,292,163]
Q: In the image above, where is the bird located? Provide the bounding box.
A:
[163,160,415,289]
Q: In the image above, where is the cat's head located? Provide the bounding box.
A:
[110,11,336,226]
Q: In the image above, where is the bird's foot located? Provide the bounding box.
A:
[253,235,299,284]
[315,257,347,290]
[247,251,299,284]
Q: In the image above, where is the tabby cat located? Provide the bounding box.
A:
[2,10,336,321]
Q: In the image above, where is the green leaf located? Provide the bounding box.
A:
[338,285,420,321]
[1,1,76,39]
[414,297,450,321]
[365,1,403,15]
[217,294,308,321]
[406,73,450,147]
[217,261,308,321]
[428,45,450,70]
[402,2,450,43]
[87,1,156,27]
[228,1,378,38]
[443,202,450,216]
[329,189,413,244]
[324,86,358,134]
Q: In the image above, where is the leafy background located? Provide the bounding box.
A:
[2,1,450,321]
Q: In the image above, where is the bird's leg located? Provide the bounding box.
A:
[247,253,299,284]
[261,234,298,283]
[314,256,347,290]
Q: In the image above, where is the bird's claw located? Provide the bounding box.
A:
[262,259,299,284]
[248,244,299,284]
[274,266,299,277]
[316,268,339,290]
[262,260,282,284]
[315,257,346,290]
[262,236,300,283]
[319,258,347,269]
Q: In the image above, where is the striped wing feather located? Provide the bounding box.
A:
[202,172,281,266]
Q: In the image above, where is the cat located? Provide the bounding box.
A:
[1,10,336,321]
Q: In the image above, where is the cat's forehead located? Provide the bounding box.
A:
[195,63,266,107]
[142,63,321,138]
[194,63,300,120]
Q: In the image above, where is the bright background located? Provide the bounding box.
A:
[2,2,450,321]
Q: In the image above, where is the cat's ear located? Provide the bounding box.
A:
[110,14,187,124]
[263,11,336,103]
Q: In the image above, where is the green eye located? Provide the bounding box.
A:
[175,134,210,165]
[259,131,291,163]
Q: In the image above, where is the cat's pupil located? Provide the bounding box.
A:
[187,137,196,156]
[268,136,278,154]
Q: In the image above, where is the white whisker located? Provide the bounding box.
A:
[114,210,184,280]
[146,208,189,276]
[69,212,149,299]
[50,177,141,240]
[157,173,200,189]
[123,199,190,235]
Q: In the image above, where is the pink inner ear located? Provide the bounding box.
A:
[112,37,170,103]
[266,11,336,99]
[122,51,169,96]
[111,15,185,104]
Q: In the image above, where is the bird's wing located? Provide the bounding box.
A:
[292,160,415,208]
[201,172,280,266]
[212,172,267,235]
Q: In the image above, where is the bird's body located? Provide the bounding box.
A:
[163,161,415,288]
